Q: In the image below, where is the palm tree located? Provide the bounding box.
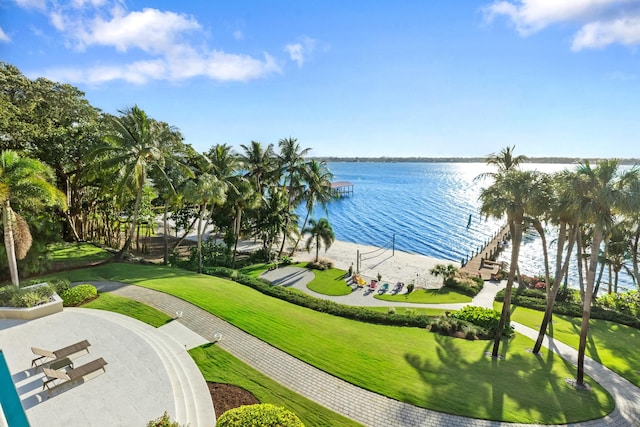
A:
[572,160,632,387]
[182,172,226,274]
[532,170,580,354]
[292,160,335,254]
[277,137,311,257]
[0,150,65,286]
[88,106,190,261]
[228,177,262,268]
[239,140,277,197]
[303,217,335,262]
[475,145,528,182]
[429,264,458,284]
[479,168,539,357]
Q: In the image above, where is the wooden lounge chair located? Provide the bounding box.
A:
[42,357,108,393]
[31,339,91,369]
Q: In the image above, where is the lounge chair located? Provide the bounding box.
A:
[392,282,405,294]
[42,357,108,393]
[378,283,389,294]
[31,340,91,369]
[368,280,377,291]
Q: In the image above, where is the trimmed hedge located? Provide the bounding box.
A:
[217,404,304,427]
[61,284,97,306]
[449,305,508,337]
[444,276,484,297]
[202,266,434,329]
[495,288,640,329]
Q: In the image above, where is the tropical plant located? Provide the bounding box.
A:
[429,264,458,284]
[0,150,65,286]
[303,217,335,262]
[87,106,191,261]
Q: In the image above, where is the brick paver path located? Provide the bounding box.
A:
[90,281,640,427]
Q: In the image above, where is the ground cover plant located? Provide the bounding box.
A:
[495,302,640,388]
[46,263,614,423]
[375,287,472,304]
[190,345,359,426]
[82,292,173,327]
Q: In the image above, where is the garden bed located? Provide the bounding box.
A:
[0,283,63,320]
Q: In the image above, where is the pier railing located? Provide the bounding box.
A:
[460,223,510,280]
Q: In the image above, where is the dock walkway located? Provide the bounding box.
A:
[460,223,510,280]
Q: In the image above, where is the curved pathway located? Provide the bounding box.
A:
[91,272,640,427]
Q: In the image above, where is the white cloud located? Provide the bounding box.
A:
[572,17,640,50]
[285,36,317,67]
[0,27,10,42]
[484,0,640,49]
[233,30,243,40]
[14,0,47,11]
[19,1,282,84]
[75,7,201,53]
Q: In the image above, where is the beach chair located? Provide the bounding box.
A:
[378,283,389,294]
[42,357,108,393]
[368,280,377,291]
[31,340,91,369]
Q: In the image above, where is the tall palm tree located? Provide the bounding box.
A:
[0,150,65,286]
[182,172,227,273]
[479,168,538,357]
[532,170,580,354]
[572,160,631,386]
[88,106,190,261]
[303,217,335,262]
[277,137,311,257]
[292,160,335,254]
[474,145,528,182]
[228,177,262,268]
[239,141,277,197]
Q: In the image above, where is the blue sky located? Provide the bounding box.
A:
[2,0,640,158]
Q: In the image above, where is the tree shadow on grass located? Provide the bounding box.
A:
[403,333,611,424]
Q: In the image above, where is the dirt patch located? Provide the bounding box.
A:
[208,382,259,417]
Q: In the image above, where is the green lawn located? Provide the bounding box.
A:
[82,292,173,327]
[305,267,352,296]
[375,287,472,304]
[48,242,112,267]
[46,263,614,423]
[496,302,640,388]
[190,345,361,426]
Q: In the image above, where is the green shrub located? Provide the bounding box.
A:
[598,290,640,317]
[450,305,508,337]
[61,284,97,306]
[444,277,483,297]
[306,259,333,270]
[217,404,304,427]
[0,283,54,308]
[406,283,415,293]
[146,411,183,427]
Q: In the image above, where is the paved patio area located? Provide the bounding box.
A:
[0,308,214,427]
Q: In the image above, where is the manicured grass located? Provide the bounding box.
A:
[48,242,112,267]
[375,287,472,304]
[190,345,361,426]
[362,306,450,317]
[306,268,352,296]
[495,302,640,388]
[82,292,173,327]
[238,263,270,278]
[46,263,614,423]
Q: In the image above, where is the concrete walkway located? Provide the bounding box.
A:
[93,272,640,427]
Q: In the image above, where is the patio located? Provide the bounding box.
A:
[0,307,215,426]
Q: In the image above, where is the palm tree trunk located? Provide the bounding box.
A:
[163,203,169,265]
[196,203,206,274]
[315,234,320,262]
[576,227,603,386]
[291,209,311,256]
[115,184,144,261]
[492,220,521,357]
[170,215,199,252]
[3,202,19,287]
[532,222,577,354]
[232,209,242,269]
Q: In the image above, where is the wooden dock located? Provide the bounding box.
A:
[459,223,510,281]
[331,181,354,197]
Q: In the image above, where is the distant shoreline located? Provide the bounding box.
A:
[313,156,640,165]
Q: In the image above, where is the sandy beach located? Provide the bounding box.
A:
[291,239,454,289]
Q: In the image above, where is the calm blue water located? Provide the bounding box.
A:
[306,162,634,291]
